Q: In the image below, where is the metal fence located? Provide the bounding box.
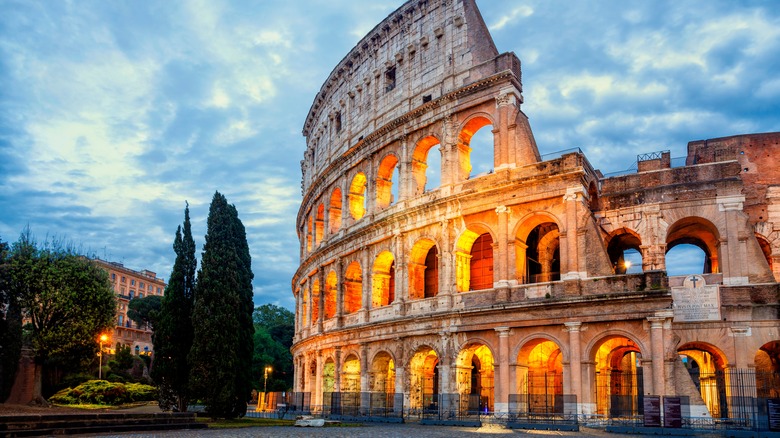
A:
[321,391,404,419]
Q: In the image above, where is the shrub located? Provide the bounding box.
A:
[48,380,158,406]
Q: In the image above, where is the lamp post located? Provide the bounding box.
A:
[98,334,108,380]
[261,366,272,411]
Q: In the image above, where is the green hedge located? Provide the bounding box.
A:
[49,380,157,406]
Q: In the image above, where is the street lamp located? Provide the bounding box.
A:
[260,366,272,411]
[98,334,108,380]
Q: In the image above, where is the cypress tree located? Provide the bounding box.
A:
[152,203,197,411]
[189,192,255,418]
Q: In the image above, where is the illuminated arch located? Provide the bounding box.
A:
[516,338,565,414]
[411,135,442,194]
[314,204,324,246]
[666,217,721,274]
[678,342,730,418]
[372,251,395,308]
[376,154,399,209]
[370,351,396,394]
[343,261,362,314]
[349,173,367,220]
[514,213,562,284]
[456,342,495,413]
[755,341,780,398]
[324,270,337,320]
[342,353,361,392]
[458,115,495,180]
[311,279,320,325]
[589,334,645,417]
[606,228,643,274]
[408,345,439,410]
[455,225,495,292]
[409,238,439,300]
[329,188,343,234]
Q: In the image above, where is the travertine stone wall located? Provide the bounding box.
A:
[292,0,780,418]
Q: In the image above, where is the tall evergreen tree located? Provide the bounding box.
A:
[189,192,254,418]
[0,236,23,402]
[152,203,197,411]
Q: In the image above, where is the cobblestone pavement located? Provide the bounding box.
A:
[75,423,650,438]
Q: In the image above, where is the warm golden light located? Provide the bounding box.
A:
[100,334,109,342]
[624,260,632,270]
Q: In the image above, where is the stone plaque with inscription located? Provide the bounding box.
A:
[672,275,721,322]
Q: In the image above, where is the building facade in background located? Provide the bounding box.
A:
[292,0,780,422]
[94,259,166,355]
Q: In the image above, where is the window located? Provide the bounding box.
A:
[131,279,135,286]
[111,273,116,281]
[157,287,161,294]
[121,276,126,283]
[148,284,152,291]
[129,290,135,299]
[118,315,124,325]
[139,282,144,289]
[335,111,342,133]
[139,293,144,299]
[385,67,396,92]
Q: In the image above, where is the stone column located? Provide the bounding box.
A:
[335,347,343,393]
[393,232,406,315]
[361,248,371,322]
[562,187,584,279]
[719,195,748,285]
[565,322,583,414]
[360,343,370,414]
[314,352,323,411]
[648,316,666,396]
[495,206,511,288]
[495,327,511,413]
[317,268,325,333]
[306,279,313,330]
[336,257,344,327]
[731,326,752,369]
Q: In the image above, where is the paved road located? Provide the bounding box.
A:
[75,423,660,438]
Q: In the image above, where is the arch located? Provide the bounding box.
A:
[314,204,324,246]
[376,154,399,209]
[324,270,337,320]
[455,226,495,292]
[411,135,442,194]
[590,334,644,417]
[349,173,367,220]
[606,228,643,274]
[755,341,780,398]
[329,187,343,234]
[456,342,495,413]
[409,238,439,299]
[678,342,730,418]
[322,357,336,393]
[516,338,565,414]
[372,251,395,308]
[516,216,560,284]
[408,345,439,410]
[458,115,495,180]
[370,351,396,393]
[666,217,721,274]
[342,353,361,392]
[311,279,320,325]
[344,261,362,314]
[306,219,313,253]
[300,287,308,328]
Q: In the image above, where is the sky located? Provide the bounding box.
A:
[1,0,779,311]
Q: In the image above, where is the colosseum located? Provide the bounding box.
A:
[291,0,780,427]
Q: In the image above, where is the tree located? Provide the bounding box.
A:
[127,295,162,331]
[189,192,255,418]
[152,203,197,412]
[0,236,23,402]
[251,304,294,391]
[7,231,116,404]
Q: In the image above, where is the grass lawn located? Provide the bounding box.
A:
[195,417,294,428]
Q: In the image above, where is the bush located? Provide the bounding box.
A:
[48,380,158,406]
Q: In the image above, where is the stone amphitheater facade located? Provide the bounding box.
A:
[292,0,780,418]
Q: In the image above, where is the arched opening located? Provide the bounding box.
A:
[339,354,362,415]
[329,188,342,234]
[470,233,494,291]
[349,173,367,220]
[593,336,644,417]
[412,136,442,194]
[666,217,720,275]
[409,347,439,411]
[409,239,439,300]
[324,270,337,320]
[370,352,396,413]
[300,289,308,328]
[523,223,560,283]
[678,343,729,418]
[376,154,399,209]
[344,261,362,315]
[517,339,564,414]
[311,279,320,325]
[315,204,324,246]
[606,229,643,275]
[755,341,780,398]
[372,251,395,308]
[459,117,495,180]
[323,358,335,393]
[756,234,773,273]
[457,343,495,414]
[306,219,313,253]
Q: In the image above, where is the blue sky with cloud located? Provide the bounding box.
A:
[1,0,778,310]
